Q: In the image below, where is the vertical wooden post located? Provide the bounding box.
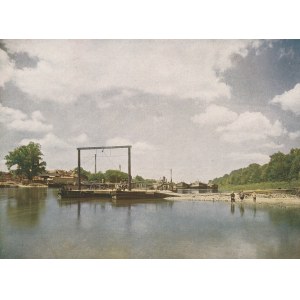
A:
[128,146,131,191]
[78,149,81,190]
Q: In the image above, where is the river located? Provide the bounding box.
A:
[0,187,300,258]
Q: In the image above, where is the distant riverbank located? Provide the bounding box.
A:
[166,191,300,207]
[0,182,47,188]
[216,180,300,192]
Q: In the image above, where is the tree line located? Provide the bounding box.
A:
[3,141,155,183]
[75,167,155,184]
[211,148,300,186]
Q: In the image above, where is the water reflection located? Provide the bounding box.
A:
[77,202,81,220]
[239,203,245,217]
[177,189,217,194]
[253,204,256,218]
[6,188,47,227]
[2,188,300,258]
[268,206,300,228]
[230,203,235,214]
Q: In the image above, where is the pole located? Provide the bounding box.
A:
[170,168,172,183]
[78,149,81,190]
[128,146,131,191]
[94,153,97,174]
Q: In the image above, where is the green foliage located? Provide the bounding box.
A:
[212,148,300,187]
[217,179,300,192]
[134,175,145,182]
[5,142,46,180]
[133,175,156,185]
[74,167,91,180]
[74,168,129,183]
[104,169,128,183]
[88,171,105,182]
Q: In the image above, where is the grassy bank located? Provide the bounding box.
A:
[218,180,300,192]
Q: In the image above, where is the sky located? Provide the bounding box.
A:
[1,39,300,182]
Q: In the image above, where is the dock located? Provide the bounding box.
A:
[58,189,179,200]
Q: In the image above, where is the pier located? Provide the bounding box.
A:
[58,188,179,200]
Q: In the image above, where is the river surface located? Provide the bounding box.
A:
[1,187,300,258]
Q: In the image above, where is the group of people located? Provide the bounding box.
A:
[230,191,256,202]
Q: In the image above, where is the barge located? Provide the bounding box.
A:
[58,188,179,200]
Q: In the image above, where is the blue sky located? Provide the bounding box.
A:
[1,40,300,182]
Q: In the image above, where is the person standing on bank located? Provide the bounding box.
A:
[230,191,235,202]
[239,191,245,201]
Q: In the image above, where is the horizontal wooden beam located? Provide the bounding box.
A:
[77,145,132,150]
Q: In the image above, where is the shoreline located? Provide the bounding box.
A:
[165,192,300,207]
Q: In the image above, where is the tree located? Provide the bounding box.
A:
[73,167,91,180]
[104,169,128,183]
[5,142,46,180]
[267,152,290,181]
[134,175,145,182]
[88,171,105,182]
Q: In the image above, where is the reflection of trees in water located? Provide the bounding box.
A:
[268,207,300,228]
[6,188,47,227]
[259,207,300,258]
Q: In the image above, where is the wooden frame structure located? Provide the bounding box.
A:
[77,145,132,190]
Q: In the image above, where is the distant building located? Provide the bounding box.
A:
[176,182,190,189]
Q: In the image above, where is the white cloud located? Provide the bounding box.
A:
[68,133,89,144]
[217,111,286,143]
[20,133,70,149]
[191,104,238,126]
[106,137,132,147]
[0,49,14,87]
[260,142,284,149]
[4,40,257,103]
[289,131,300,140]
[97,102,113,109]
[106,137,155,154]
[31,110,46,121]
[19,133,76,171]
[0,104,53,133]
[227,152,270,165]
[270,83,300,115]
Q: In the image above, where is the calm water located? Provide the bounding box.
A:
[1,187,300,258]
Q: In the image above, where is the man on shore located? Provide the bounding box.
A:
[230,191,235,202]
[239,191,245,201]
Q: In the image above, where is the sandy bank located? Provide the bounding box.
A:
[165,192,300,207]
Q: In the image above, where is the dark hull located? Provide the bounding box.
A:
[112,190,176,200]
[58,189,112,199]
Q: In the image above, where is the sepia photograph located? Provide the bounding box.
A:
[1,39,300,259]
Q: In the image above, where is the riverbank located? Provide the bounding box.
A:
[216,180,300,192]
[165,191,300,207]
[0,182,47,188]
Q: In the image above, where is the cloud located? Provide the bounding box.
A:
[191,104,238,126]
[227,152,270,165]
[97,102,113,109]
[19,133,76,170]
[20,133,70,149]
[289,131,300,140]
[106,137,155,154]
[4,40,258,103]
[0,104,53,133]
[0,48,14,87]
[217,111,286,143]
[270,83,300,115]
[68,133,89,144]
[260,142,284,149]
